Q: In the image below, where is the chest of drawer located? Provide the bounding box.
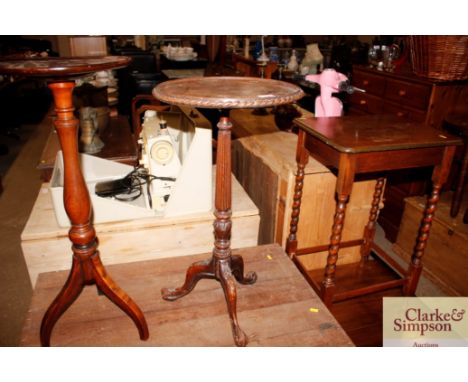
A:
[382,101,427,123]
[384,78,432,110]
[349,92,384,114]
[352,70,386,97]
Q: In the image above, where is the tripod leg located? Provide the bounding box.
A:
[218,261,248,347]
[161,259,214,301]
[231,254,257,285]
[92,253,149,340]
[40,256,84,346]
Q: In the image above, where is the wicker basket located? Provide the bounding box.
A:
[409,35,468,81]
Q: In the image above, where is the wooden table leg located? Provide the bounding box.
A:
[405,146,456,295]
[161,116,256,347]
[286,129,309,257]
[360,177,385,260]
[40,82,149,346]
[321,154,356,307]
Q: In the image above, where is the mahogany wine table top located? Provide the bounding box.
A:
[0,56,131,77]
[296,115,462,153]
[153,76,304,109]
[20,244,353,346]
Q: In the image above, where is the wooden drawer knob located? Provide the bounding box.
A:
[360,100,367,105]
[398,90,406,96]
[397,111,404,117]
[363,80,369,86]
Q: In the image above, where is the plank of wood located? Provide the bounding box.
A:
[20,244,354,346]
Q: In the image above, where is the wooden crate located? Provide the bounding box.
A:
[393,192,468,296]
[69,36,108,57]
[231,112,380,271]
[21,173,259,287]
[20,244,353,346]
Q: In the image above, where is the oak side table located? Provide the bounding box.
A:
[153,76,304,346]
[0,57,149,346]
[286,115,461,307]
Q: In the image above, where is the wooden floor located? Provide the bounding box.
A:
[0,114,52,345]
[20,244,353,347]
[331,288,403,347]
[306,255,404,346]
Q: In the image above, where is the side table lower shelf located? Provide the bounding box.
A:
[299,248,406,347]
[300,250,404,304]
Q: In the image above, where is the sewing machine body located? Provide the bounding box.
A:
[139,106,213,216]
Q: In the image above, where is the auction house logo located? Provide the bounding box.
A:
[383,297,468,347]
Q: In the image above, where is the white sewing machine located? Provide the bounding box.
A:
[138,105,213,217]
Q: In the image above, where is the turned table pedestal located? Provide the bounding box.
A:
[286,115,461,307]
[153,76,303,346]
[0,57,149,346]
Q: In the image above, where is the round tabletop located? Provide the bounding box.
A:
[0,56,131,78]
[153,76,304,109]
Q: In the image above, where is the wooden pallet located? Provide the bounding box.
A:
[20,244,353,347]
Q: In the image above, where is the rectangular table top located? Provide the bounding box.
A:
[295,115,462,154]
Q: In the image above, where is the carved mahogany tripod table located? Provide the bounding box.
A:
[153,77,303,346]
[286,115,461,307]
[0,57,149,346]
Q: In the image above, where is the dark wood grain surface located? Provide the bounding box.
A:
[296,115,462,153]
[0,56,131,77]
[153,76,304,109]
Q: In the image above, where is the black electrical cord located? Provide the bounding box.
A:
[109,166,176,208]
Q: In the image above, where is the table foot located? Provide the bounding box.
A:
[405,264,422,296]
[320,284,336,308]
[161,259,214,301]
[231,254,257,285]
[40,256,84,346]
[161,255,256,346]
[40,252,149,346]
